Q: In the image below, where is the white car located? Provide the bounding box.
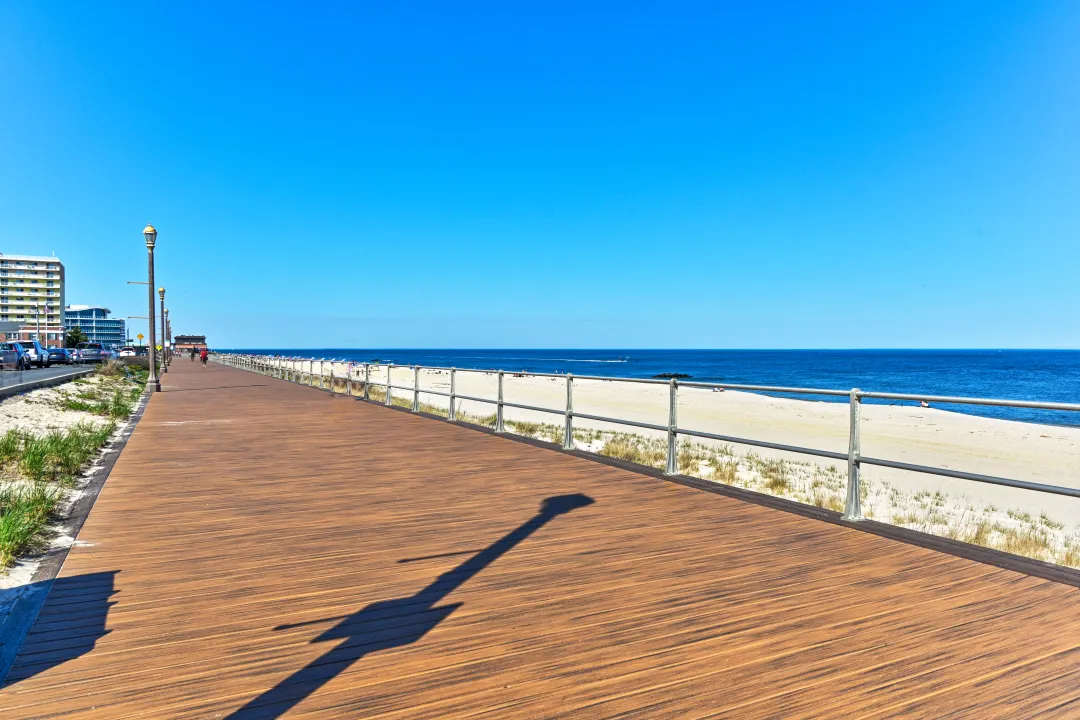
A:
[118,347,137,358]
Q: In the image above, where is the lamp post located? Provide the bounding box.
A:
[144,224,160,392]
[164,309,170,363]
[158,287,167,373]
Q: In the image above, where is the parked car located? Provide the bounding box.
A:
[47,346,75,365]
[118,346,136,358]
[1,342,32,370]
[75,342,109,364]
[21,340,50,368]
[1,342,27,370]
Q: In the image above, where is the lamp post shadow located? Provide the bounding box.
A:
[225,493,595,719]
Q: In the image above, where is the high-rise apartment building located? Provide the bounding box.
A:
[0,253,65,344]
[65,305,127,349]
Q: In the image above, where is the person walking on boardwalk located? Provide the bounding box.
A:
[200,347,208,366]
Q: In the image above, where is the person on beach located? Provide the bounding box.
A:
[200,347,208,366]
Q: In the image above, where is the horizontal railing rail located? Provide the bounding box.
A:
[210,353,1080,521]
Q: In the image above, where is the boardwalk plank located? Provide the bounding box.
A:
[1,361,1078,718]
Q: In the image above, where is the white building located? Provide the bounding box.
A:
[0,253,65,344]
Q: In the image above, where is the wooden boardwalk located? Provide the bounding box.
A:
[3,361,1080,718]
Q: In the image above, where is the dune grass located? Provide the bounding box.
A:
[0,362,143,567]
[0,483,62,566]
[0,422,116,566]
[54,363,146,421]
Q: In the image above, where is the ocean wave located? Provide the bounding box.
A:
[453,356,629,363]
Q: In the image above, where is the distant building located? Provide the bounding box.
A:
[174,335,208,351]
[0,253,65,344]
[65,305,127,349]
[0,320,21,341]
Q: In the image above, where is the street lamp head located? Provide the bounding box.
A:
[143,223,157,249]
[158,287,165,300]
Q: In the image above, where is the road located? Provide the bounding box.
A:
[0,364,91,390]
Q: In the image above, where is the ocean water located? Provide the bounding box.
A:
[222,349,1080,426]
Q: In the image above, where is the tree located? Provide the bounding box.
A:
[65,326,88,348]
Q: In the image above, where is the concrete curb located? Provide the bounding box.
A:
[0,368,94,400]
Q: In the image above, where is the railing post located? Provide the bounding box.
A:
[309,359,314,386]
[844,388,864,520]
[346,363,353,396]
[363,363,370,400]
[385,364,393,406]
[412,365,420,412]
[496,370,505,432]
[329,361,335,393]
[665,378,678,475]
[449,367,457,421]
[562,374,574,450]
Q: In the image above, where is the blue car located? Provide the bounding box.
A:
[1,342,32,370]
[47,346,75,365]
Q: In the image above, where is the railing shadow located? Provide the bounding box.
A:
[2,570,119,687]
[224,494,594,719]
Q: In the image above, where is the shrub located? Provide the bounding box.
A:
[95,359,126,377]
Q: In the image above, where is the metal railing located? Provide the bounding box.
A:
[211,353,1080,521]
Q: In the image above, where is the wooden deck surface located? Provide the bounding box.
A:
[3,360,1080,718]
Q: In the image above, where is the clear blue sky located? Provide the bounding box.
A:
[1,2,1077,348]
